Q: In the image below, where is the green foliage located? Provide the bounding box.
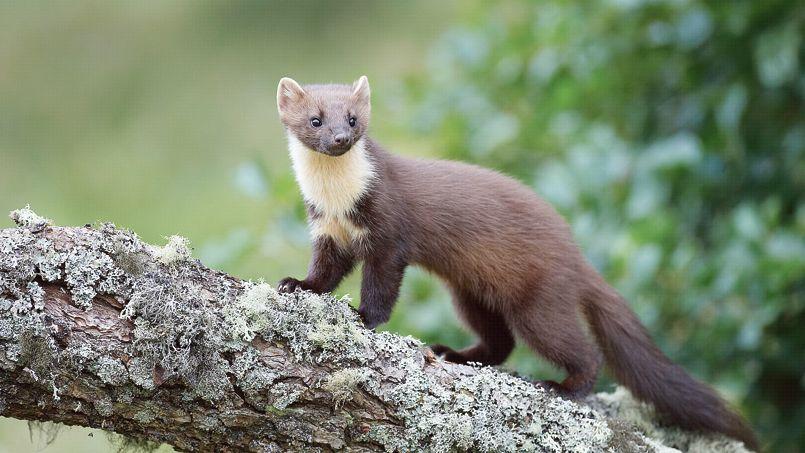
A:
[400,1,804,450]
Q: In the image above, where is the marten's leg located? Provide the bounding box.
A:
[506,298,601,399]
[278,237,355,294]
[357,247,407,330]
[431,292,514,366]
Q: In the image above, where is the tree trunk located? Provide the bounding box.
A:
[0,208,748,452]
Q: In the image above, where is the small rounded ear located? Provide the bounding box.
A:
[277,77,306,114]
[351,75,370,104]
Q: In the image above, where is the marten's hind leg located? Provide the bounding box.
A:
[506,298,602,399]
[430,292,514,366]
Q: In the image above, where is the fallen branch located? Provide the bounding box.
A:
[0,207,749,452]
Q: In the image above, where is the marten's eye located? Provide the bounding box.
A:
[348,116,357,127]
[310,117,322,127]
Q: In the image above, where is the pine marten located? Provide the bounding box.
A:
[274,76,759,451]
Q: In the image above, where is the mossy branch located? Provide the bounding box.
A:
[0,208,749,452]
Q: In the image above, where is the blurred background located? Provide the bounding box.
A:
[0,1,802,451]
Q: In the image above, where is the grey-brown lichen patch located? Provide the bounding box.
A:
[606,419,654,453]
[239,368,278,396]
[133,408,156,424]
[94,395,115,417]
[191,355,232,402]
[94,356,129,386]
[196,414,224,433]
[126,357,157,391]
[269,382,305,410]
[16,329,58,391]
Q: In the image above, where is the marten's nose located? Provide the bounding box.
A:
[334,133,351,146]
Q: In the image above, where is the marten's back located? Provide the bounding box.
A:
[383,150,585,303]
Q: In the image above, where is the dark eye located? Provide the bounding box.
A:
[349,116,357,127]
[310,117,322,127]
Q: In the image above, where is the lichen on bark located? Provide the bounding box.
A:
[0,208,752,452]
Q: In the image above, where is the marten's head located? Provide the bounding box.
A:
[277,76,371,156]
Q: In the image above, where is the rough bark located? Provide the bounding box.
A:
[0,208,750,452]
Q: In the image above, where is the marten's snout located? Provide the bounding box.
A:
[334,133,351,147]
[325,132,353,156]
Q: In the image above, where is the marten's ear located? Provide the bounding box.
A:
[277,77,306,114]
[351,75,371,107]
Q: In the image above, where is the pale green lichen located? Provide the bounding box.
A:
[63,248,114,308]
[308,318,369,356]
[322,367,373,407]
[9,205,51,231]
[224,281,374,365]
[149,235,192,265]
[378,364,611,453]
[224,281,280,341]
[19,222,136,310]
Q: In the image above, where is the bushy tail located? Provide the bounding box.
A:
[583,279,759,451]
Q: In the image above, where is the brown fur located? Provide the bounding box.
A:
[275,77,760,451]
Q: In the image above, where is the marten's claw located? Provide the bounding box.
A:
[535,380,587,400]
[429,344,468,364]
[428,344,454,356]
[357,306,388,330]
[277,277,304,293]
[535,380,561,392]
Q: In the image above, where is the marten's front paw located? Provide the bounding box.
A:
[535,379,562,393]
[277,277,305,293]
[357,306,389,330]
[429,344,468,364]
[428,344,454,356]
[535,380,585,400]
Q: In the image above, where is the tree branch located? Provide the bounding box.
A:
[0,208,748,452]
